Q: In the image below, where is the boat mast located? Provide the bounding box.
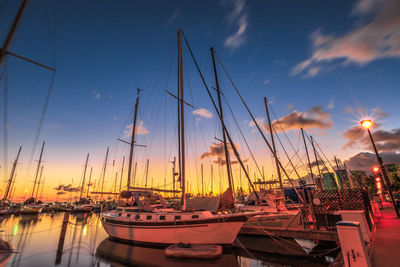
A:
[178,29,186,210]
[145,159,149,188]
[127,89,141,190]
[3,146,21,200]
[0,0,29,69]
[310,136,323,189]
[79,153,89,200]
[39,177,46,200]
[171,157,176,198]
[100,147,109,200]
[301,128,315,186]
[119,156,125,192]
[35,165,44,199]
[31,141,45,198]
[264,97,283,191]
[210,47,234,198]
[87,167,93,198]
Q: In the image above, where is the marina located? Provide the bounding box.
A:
[1,0,400,266]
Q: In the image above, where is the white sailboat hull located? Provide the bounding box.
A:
[101,211,250,245]
[20,206,42,214]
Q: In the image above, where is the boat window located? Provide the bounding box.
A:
[146,215,152,220]
[159,215,166,220]
[175,215,181,220]
[127,214,131,217]
[135,214,140,220]
[118,213,122,216]
[192,215,199,219]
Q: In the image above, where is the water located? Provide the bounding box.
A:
[0,212,330,266]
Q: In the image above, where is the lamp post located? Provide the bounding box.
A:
[361,120,400,217]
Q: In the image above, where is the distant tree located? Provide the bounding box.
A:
[391,173,400,192]
[361,175,377,194]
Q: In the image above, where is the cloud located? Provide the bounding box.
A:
[263,79,270,85]
[167,9,180,24]
[201,142,245,165]
[308,160,326,169]
[192,108,213,119]
[54,184,80,193]
[254,106,333,133]
[327,97,335,109]
[345,151,400,171]
[343,125,400,152]
[124,120,148,137]
[292,0,400,77]
[223,0,248,50]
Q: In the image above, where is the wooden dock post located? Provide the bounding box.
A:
[55,212,70,265]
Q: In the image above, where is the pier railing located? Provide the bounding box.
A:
[310,189,373,230]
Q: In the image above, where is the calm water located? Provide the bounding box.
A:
[0,212,329,267]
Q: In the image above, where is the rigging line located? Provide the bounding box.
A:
[222,92,264,179]
[269,106,311,175]
[304,130,344,185]
[182,33,260,202]
[2,59,9,180]
[271,125,302,179]
[26,60,57,176]
[213,52,305,202]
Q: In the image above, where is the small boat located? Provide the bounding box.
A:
[165,243,222,259]
[71,204,93,213]
[20,205,42,214]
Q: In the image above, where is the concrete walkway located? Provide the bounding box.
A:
[371,207,400,266]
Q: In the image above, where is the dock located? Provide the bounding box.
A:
[371,207,400,266]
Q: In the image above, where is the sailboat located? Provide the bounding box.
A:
[101,30,258,245]
[21,141,45,214]
[72,153,93,212]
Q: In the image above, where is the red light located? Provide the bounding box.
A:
[375,177,381,182]
[372,167,380,173]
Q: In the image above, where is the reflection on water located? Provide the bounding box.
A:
[0,213,330,266]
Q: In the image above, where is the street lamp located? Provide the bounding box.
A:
[361,119,400,217]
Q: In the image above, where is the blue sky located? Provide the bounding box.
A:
[1,0,400,198]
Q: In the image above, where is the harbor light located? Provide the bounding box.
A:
[372,167,380,173]
[361,119,372,129]
[362,119,400,217]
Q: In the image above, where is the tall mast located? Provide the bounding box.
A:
[211,164,214,195]
[100,147,109,200]
[133,162,137,187]
[3,146,21,200]
[87,167,93,198]
[171,157,176,198]
[310,136,323,189]
[201,163,204,196]
[178,29,186,210]
[79,153,89,200]
[31,141,45,198]
[210,47,234,197]
[119,156,125,192]
[264,97,283,191]
[301,128,315,185]
[0,0,30,69]
[145,159,149,188]
[39,177,46,200]
[127,89,141,189]
[35,165,44,199]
